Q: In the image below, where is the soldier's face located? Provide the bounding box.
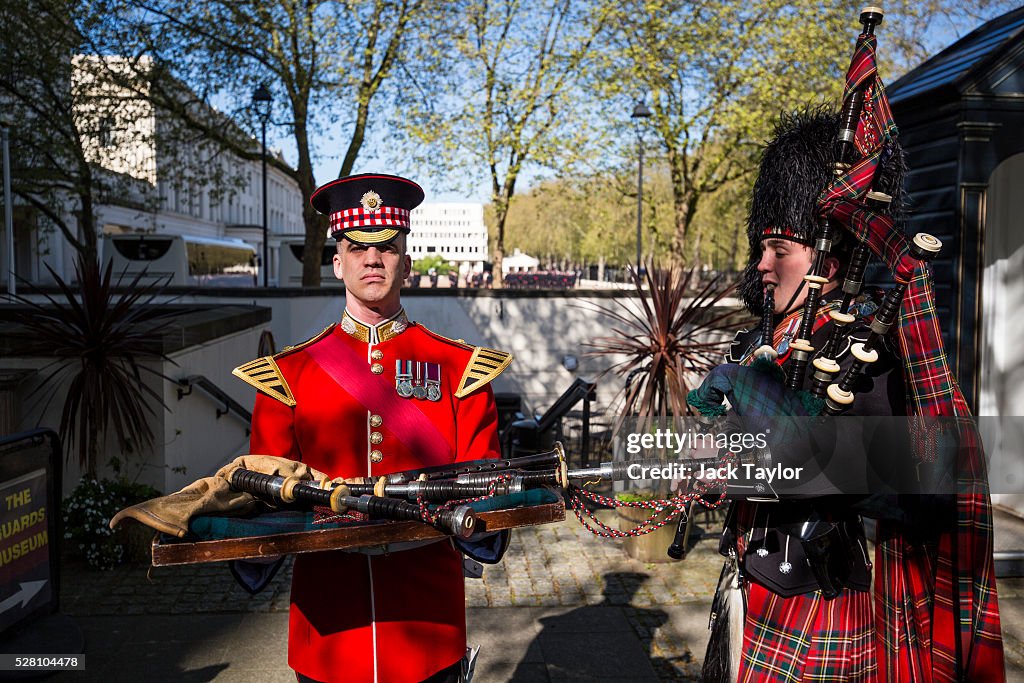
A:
[757,237,839,314]
[334,235,412,312]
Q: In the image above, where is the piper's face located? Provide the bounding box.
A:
[757,238,815,314]
[757,237,841,315]
[333,234,411,316]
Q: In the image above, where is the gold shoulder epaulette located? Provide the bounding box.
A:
[232,356,296,407]
[455,346,513,399]
[274,324,336,359]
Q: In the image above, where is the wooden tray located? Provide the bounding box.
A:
[151,499,565,566]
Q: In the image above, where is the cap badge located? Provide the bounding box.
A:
[361,190,382,213]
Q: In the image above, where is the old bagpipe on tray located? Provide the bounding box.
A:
[147,430,770,566]
[209,439,773,563]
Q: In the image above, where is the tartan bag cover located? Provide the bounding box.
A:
[727,310,878,682]
[818,31,1005,683]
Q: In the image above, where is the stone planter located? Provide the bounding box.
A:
[115,522,157,564]
[617,505,679,564]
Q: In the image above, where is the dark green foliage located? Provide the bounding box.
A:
[62,477,161,569]
[584,264,746,423]
[13,256,177,477]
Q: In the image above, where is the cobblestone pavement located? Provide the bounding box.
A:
[58,510,1024,681]
[61,512,724,681]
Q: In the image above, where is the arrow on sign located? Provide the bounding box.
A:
[0,580,48,614]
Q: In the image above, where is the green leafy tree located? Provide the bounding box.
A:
[412,254,448,275]
[400,0,608,287]
[588,0,1020,267]
[0,1,155,265]
[590,1,846,265]
[0,0,250,267]
[117,0,431,285]
[0,1,95,261]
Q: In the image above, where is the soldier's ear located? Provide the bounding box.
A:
[333,252,344,281]
[402,255,412,279]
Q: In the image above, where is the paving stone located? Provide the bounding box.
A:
[54,515,1024,681]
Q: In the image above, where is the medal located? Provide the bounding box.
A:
[426,363,441,402]
[396,360,413,398]
[412,362,428,400]
[776,315,801,357]
[777,334,791,356]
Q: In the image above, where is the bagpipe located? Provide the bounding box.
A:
[141,438,762,566]
[692,9,1006,680]
[703,6,945,423]
[219,442,763,558]
[763,7,942,412]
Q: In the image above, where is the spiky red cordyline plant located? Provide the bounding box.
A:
[13,256,177,478]
[583,263,747,428]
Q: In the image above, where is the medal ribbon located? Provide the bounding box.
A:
[305,332,452,466]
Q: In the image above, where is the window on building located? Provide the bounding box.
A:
[99,117,115,148]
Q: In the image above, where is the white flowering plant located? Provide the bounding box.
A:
[62,478,161,570]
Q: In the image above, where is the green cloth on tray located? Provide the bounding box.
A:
[179,487,561,542]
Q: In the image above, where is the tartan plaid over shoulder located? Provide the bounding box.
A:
[818,28,1005,683]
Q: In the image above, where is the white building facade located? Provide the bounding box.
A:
[408,203,489,267]
[20,55,304,285]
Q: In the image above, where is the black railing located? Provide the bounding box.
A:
[177,375,252,433]
[504,378,599,467]
[258,329,276,356]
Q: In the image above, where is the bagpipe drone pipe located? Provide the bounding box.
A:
[222,440,775,562]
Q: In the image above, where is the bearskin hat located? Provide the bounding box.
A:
[738,105,906,315]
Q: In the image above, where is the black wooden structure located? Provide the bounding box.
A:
[888,7,1024,410]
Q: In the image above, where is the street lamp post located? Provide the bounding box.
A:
[1,123,12,297]
[631,100,651,276]
[252,84,273,287]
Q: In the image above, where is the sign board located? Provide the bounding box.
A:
[0,430,61,638]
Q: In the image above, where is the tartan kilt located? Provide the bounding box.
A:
[738,582,876,683]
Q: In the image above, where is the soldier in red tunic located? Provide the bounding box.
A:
[233,174,512,683]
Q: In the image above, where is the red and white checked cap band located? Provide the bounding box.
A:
[327,206,411,242]
[311,173,424,246]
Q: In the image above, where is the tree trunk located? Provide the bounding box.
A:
[293,118,326,288]
[85,420,100,480]
[667,149,694,265]
[492,245,505,289]
[491,192,510,289]
[78,172,98,269]
[691,230,703,275]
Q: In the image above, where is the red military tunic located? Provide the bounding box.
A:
[233,309,510,683]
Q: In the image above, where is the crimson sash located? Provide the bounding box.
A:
[304,331,453,468]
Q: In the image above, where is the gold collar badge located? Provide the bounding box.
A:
[360,190,382,213]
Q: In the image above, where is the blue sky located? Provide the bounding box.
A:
[263,8,1003,206]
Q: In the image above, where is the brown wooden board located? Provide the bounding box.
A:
[151,500,565,566]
